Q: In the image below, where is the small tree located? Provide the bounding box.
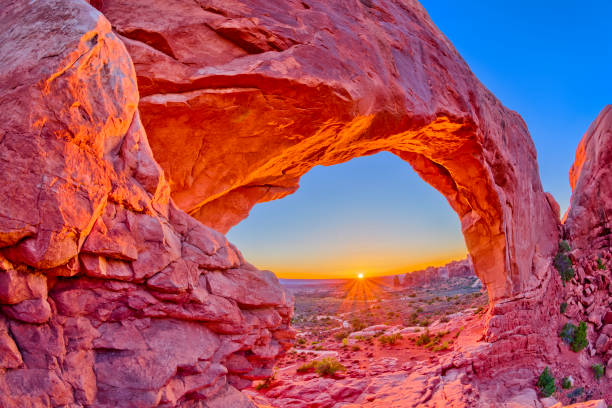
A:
[537,367,556,397]
[571,322,588,352]
[592,364,605,380]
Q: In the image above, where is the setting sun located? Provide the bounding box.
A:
[357,273,364,279]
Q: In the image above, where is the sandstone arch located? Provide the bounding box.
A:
[0,0,568,406]
[98,0,559,302]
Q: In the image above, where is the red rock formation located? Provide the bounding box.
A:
[0,1,292,407]
[564,106,612,385]
[402,258,475,287]
[96,0,559,303]
[7,0,610,406]
[565,105,612,251]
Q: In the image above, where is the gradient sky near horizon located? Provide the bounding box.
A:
[227,1,612,280]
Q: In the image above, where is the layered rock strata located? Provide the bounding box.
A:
[0,2,292,407]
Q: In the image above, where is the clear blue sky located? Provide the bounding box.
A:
[227,1,611,279]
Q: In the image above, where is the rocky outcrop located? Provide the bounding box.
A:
[564,106,612,386]
[565,106,612,252]
[402,258,475,287]
[0,1,292,407]
[4,0,610,406]
[95,0,559,302]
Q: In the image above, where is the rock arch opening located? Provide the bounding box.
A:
[226,151,469,282]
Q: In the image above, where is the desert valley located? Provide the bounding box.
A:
[0,0,610,407]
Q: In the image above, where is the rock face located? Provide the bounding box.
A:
[95,0,559,302]
[565,105,612,252]
[402,258,475,287]
[0,1,292,407]
[6,0,609,406]
[563,106,612,390]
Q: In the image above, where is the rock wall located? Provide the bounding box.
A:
[564,106,612,381]
[94,0,560,302]
[565,106,612,252]
[0,1,292,407]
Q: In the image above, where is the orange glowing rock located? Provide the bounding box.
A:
[97,0,559,303]
[0,0,608,406]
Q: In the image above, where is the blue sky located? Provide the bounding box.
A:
[227,1,611,279]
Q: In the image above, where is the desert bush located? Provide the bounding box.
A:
[454,326,464,338]
[536,367,556,397]
[571,322,588,352]
[560,321,588,351]
[560,302,568,314]
[379,333,402,345]
[561,377,572,389]
[560,322,577,344]
[341,338,349,347]
[597,256,606,270]
[415,330,431,346]
[314,357,346,376]
[554,240,574,285]
[559,240,571,252]
[256,371,276,390]
[296,337,306,346]
[432,341,450,352]
[351,345,361,351]
[334,331,348,341]
[297,361,316,373]
[440,316,450,323]
[592,364,604,380]
[297,358,346,376]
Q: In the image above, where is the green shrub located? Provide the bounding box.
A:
[560,321,588,352]
[592,364,605,380]
[256,371,276,390]
[560,323,577,344]
[432,341,450,352]
[560,302,568,314]
[379,333,402,345]
[297,358,346,377]
[415,330,431,346]
[536,367,556,397]
[559,240,571,252]
[454,326,464,338]
[597,257,606,270]
[341,338,348,347]
[571,322,588,352]
[314,357,346,376]
[554,241,574,285]
[297,361,315,373]
[561,377,572,389]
